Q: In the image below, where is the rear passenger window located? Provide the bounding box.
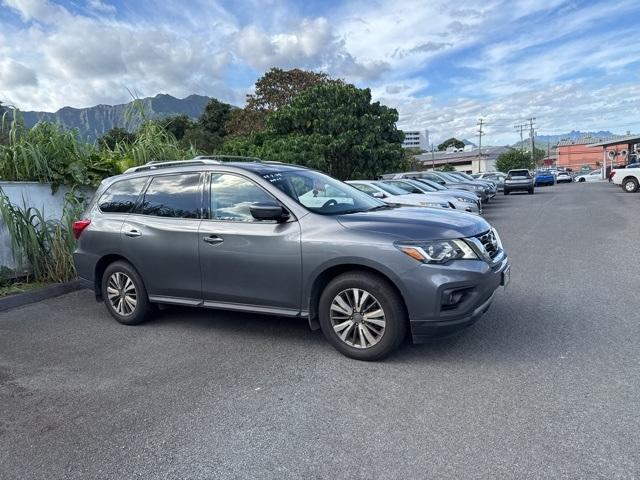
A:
[98,177,147,213]
[210,174,276,222]
[140,174,201,218]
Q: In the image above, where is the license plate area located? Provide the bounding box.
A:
[501,265,510,287]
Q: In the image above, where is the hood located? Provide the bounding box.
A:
[385,193,449,206]
[336,207,490,240]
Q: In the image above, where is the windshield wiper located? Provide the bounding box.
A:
[366,204,393,212]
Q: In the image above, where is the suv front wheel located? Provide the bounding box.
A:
[319,272,407,360]
[101,260,155,325]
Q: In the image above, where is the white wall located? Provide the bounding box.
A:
[0,182,69,271]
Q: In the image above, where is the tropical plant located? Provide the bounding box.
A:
[0,189,83,283]
[436,164,455,172]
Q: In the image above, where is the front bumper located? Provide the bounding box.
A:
[405,254,509,343]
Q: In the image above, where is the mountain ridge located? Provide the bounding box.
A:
[19,93,213,141]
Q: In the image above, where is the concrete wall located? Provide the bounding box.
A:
[0,182,69,271]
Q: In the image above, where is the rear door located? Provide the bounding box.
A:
[122,172,204,302]
[199,172,302,314]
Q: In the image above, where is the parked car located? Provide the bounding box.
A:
[378,178,481,214]
[574,170,602,182]
[473,172,506,191]
[611,166,640,192]
[382,171,489,203]
[448,171,498,198]
[504,169,534,195]
[73,158,510,360]
[346,180,452,210]
[556,171,573,183]
[535,170,555,186]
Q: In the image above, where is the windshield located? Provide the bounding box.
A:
[408,179,437,192]
[416,178,447,191]
[439,172,463,183]
[262,169,384,215]
[456,172,475,181]
[508,170,531,178]
[373,182,408,195]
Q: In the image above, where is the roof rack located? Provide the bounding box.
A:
[123,155,265,174]
[124,159,221,174]
[192,155,263,162]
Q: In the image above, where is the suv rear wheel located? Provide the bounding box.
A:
[319,272,407,360]
[623,177,639,193]
[101,260,155,325]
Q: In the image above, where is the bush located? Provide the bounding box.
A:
[0,189,82,283]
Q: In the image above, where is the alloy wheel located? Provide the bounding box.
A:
[329,288,386,349]
[624,181,636,192]
[107,272,137,316]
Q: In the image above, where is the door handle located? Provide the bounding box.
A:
[124,229,142,238]
[203,235,223,245]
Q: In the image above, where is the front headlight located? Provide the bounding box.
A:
[395,239,478,264]
[455,196,474,203]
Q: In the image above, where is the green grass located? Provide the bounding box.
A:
[0,281,50,298]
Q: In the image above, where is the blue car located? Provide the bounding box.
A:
[535,170,555,186]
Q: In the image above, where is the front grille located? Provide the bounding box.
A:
[476,230,500,259]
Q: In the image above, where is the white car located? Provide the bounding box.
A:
[346,180,452,210]
[556,171,573,183]
[380,179,481,214]
[574,170,603,182]
[611,167,640,192]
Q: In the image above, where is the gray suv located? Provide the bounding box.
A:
[73,158,510,360]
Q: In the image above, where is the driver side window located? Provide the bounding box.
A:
[210,174,277,222]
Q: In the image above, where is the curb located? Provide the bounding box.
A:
[0,279,90,312]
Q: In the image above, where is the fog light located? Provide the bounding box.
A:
[441,288,470,310]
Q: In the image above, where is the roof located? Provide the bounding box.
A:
[414,146,508,165]
[123,158,307,176]
[586,134,640,148]
[557,134,640,147]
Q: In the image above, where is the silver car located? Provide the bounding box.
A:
[73,158,509,360]
[381,178,481,214]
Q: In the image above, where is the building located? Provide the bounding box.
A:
[414,146,508,174]
[557,134,638,172]
[401,129,430,150]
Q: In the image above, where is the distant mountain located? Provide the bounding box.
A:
[18,94,213,141]
[513,130,616,149]
[462,139,477,147]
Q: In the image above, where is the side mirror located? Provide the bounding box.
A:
[250,202,288,221]
[372,192,386,199]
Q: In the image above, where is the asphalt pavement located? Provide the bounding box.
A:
[1,181,639,479]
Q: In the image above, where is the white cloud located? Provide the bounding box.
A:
[87,0,115,14]
[0,59,38,87]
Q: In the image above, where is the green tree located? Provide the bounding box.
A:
[437,137,465,151]
[221,83,404,180]
[496,148,535,172]
[99,127,136,150]
[225,108,268,137]
[199,99,233,137]
[247,68,342,112]
[159,114,193,141]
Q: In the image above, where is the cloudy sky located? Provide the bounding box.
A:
[1,0,640,144]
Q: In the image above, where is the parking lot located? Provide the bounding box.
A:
[1,182,638,478]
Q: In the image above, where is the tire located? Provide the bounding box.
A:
[504,190,510,195]
[101,260,155,325]
[578,178,586,182]
[318,271,407,361]
[528,188,534,194]
[622,178,639,193]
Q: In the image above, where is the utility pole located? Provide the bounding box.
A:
[431,146,435,170]
[514,123,526,152]
[477,118,484,173]
[528,117,536,167]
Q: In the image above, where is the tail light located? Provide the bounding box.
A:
[610,171,616,179]
[72,219,91,239]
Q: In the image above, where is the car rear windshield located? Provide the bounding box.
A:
[509,170,531,178]
[262,170,384,215]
